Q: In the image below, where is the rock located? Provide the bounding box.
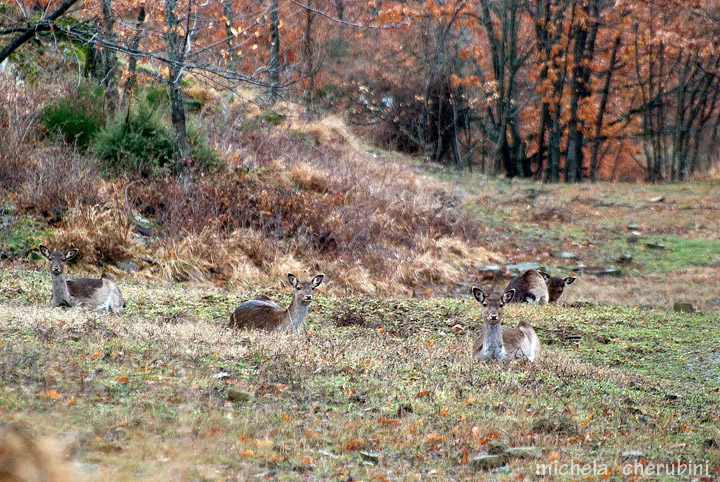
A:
[359,451,380,464]
[469,454,507,471]
[506,262,541,276]
[627,232,643,243]
[572,267,621,277]
[117,261,139,272]
[673,302,696,313]
[627,223,640,231]
[487,439,510,455]
[649,196,664,202]
[551,251,577,260]
[703,438,718,449]
[617,254,633,264]
[226,388,254,403]
[212,371,230,379]
[531,415,578,435]
[504,447,543,460]
[645,242,666,250]
[664,393,681,400]
[622,450,645,460]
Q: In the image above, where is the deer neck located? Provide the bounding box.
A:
[287,297,309,331]
[51,272,73,306]
[484,321,505,359]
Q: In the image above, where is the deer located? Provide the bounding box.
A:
[505,269,576,304]
[540,271,576,303]
[39,246,125,312]
[229,273,324,331]
[505,269,550,304]
[472,287,540,364]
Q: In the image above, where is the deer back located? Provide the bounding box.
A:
[66,274,124,311]
[506,269,549,304]
[229,300,289,330]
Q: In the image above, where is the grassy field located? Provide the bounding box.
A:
[2,178,720,481]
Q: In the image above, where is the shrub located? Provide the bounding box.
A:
[93,93,221,178]
[41,85,105,150]
[93,105,176,178]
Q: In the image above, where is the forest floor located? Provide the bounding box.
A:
[1,174,720,481]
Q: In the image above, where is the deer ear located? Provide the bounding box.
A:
[287,273,299,287]
[502,289,516,304]
[312,274,324,287]
[39,245,51,260]
[472,286,484,303]
[65,249,79,261]
[539,271,551,282]
[564,276,576,286]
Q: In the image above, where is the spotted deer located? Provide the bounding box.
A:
[472,287,540,364]
[39,246,125,312]
[229,273,324,331]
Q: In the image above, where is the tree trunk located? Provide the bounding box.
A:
[121,6,146,108]
[267,0,281,103]
[223,0,240,68]
[303,0,316,109]
[590,34,620,182]
[164,0,191,171]
[101,0,119,115]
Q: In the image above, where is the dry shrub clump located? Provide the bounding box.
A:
[125,114,485,294]
[0,71,36,190]
[49,202,130,265]
[18,147,102,219]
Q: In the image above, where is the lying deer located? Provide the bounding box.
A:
[505,269,549,304]
[39,246,125,312]
[229,273,324,331]
[472,287,540,364]
[540,271,576,302]
[506,269,576,304]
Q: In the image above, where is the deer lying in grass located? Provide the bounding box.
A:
[229,273,324,331]
[505,269,550,304]
[39,246,125,312]
[506,269,576,304]
[472,287,540,364]
[540,271,576,302]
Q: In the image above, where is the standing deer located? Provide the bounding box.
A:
[472,287,540,364]
[39,246,125,312]
[229,273,324,331]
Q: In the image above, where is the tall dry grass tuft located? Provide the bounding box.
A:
[49,203,130,265]
[19,147,102,219]
[0,73,36,191]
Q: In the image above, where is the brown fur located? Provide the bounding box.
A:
[540,272,576,303]
[471,287,540,364]
[505,269,549,304]
[39,246,124,312]
[229,273,324,331]
[0,424,78,482]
